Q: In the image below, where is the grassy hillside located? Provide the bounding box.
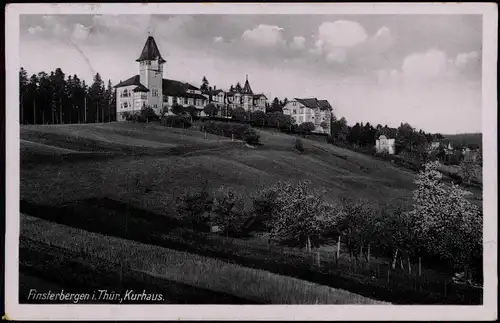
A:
[19,122,482,304]
[21,122,416,215]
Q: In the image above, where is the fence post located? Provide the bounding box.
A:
[367,243,371,262]
[337,236,341,259]
[317,250,320,267]
[232,133,234,142]
[205,130,207,138]
[444,280,447,297]
[418,257,422,276]
[387,269,390,284]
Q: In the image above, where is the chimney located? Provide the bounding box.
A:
[214,85,216,90]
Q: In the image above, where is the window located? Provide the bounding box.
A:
[121,89,130,98]
[152,89,158,97]
[300,108,304,114]
[188,98,194,105]
[196,99,201,106]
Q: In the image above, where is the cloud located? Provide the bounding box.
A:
[289,36,306,50]
[310,20,369,65]
[326,49,347,63]
[317,20,368,49]
[371,26,393,52]
[213,36,224,43]
[401,49,448,81]
[455,51,479,68]
[241,24,285,47]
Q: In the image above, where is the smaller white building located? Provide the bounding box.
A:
[375,135,395,155]
[282,98,333,134]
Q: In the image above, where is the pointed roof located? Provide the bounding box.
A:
[242,75,253,94]
[136,36,166,64]
[318,100,333,111]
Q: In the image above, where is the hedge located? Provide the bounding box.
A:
[160,115,192,129]
[200,121,260,145]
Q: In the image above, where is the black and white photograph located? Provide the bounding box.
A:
[4,2,497,321]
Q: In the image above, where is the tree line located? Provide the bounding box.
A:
[19,67,116,125]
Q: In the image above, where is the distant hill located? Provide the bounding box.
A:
[443,133,482,149]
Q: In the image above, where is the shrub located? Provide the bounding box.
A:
[326,135,335,144]
[176,184,212,231]
[203,103,219,118]
[243,128,260,146]
[202,121,259,145]
[170,103,185,116]
[140,106,159,122]
[298,122,316,134]
[211,186,249,237]
[294,138,304,152]
[160,115,192,129]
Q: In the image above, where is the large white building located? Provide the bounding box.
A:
[282,98,333,134]
[114,35,268,121]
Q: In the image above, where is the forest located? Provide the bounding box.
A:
[19,67,116,125]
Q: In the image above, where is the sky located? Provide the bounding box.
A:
[19,14,483,134]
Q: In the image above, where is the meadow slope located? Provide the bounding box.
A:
[21,122,417,215]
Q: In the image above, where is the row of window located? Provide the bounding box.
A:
[120,101,159,110]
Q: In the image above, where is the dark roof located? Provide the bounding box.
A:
[208,89,225,95]
[114,75,142,88]
[295,98,320,109]
[253,93,267,99]
[133,84,150,92]
[114,75,150,92]
[294,98,332,111]
[136,36,166,64]
[318,100,333,111]
[162,79,207,100]
[242,76,253,94]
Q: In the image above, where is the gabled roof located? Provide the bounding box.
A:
[114,75,142,88]
[162,79,207,100]
[242,76,253,94]
[318,100,333,111]
[295,98,320,109]
[133,84,150,92]
[136,36,166,64]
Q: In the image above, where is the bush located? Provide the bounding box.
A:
[211,186,249,237]
[326,135,335,144]
[298,122,316,134]
[243,128,260,146]
[201,121,259,145]
[176,185,212,231]
[160,115,192,129]
[294,138,304,152]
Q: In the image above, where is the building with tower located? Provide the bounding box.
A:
[115,35,269,121]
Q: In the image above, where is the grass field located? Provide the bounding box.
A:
[21,122,418,214]
[21,214,385,305]
[19,121,482,304]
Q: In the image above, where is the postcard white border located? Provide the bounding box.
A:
[5,2,498,321]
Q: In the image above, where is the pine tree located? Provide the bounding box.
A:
[104,80,114,122]
[89,73,105,123]
[27,74,39,124]
[50,68,66,124]
[19,67,29,124]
